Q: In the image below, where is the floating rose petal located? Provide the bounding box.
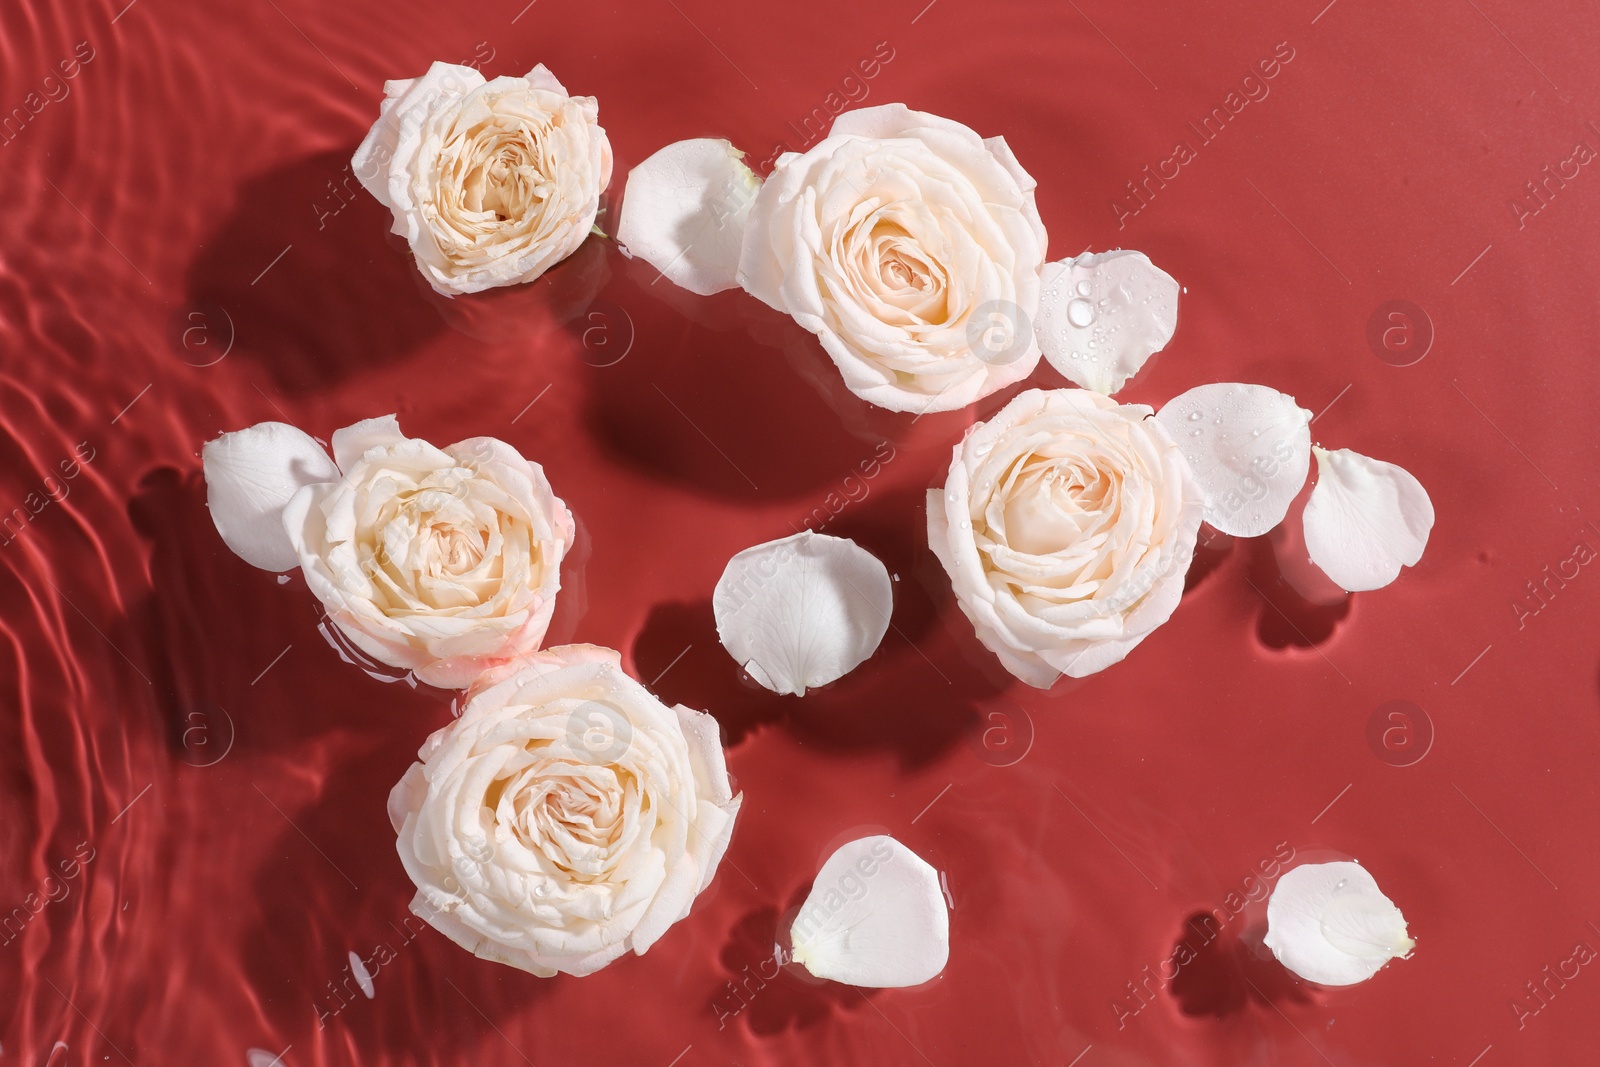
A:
[1303,447,1433,591]
[790,835,949,988]
[1037,250,1179,394]
[713,531,892,696]
[616,138,761,295]
[1265,861,1414,986]
[348,950,375,998]
[202,422,338,571]
[1155,383,1312,537]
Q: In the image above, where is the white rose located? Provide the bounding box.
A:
[353,61,613,296]
[736,104,1047,413]
[927,388,1203,685]
[387,644,742,977]
[283,415,573,688]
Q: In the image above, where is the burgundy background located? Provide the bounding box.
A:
[1,0,1597,1063]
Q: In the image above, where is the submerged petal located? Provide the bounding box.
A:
[1265,861,1414,986]
[1302,447,1433,591]
[1155,382,1312,537]
[202,422,339,571]
[790,835,949,988]
[616,138,761,295]
[712,531,892,696]
[1037,249,1179,394]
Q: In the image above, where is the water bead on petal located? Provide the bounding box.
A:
[1037,250,1179,395]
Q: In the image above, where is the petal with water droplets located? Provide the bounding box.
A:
[1303,447,1433,591]
[616,138,761,295]
[790,836,949,988]
[1037,249,1179,394]
[203,422,339,571]
[1265,861,1414,986]
[1155,383,1312,537]
[713,531,891,696]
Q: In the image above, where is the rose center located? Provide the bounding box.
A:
[479,150,546,222]
[427,521,488,575]
[454,116,560,225]
[493,761,630,879]
[998,457,1118,557]
[879,250,924,290]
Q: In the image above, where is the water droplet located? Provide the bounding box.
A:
[1066,298,1095,328]
[1251,427,1262,437]
[1189,428,1201,437]
[1076,279,1091,297]
[1187,411,1202,422]
[1212,417,1222,425]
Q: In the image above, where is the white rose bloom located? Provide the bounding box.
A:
[387,644,742,977]
[736,104,1048,413]
[927,388,1204,685]
[353,61,613,296]
[259,415,573,689]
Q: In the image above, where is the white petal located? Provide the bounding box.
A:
[1155,383,1312,537]
[352,63,485,211]
[348,950,375,998]
[693,792,741,896]
[331,413,404,471]
[712,531,891,696]
[1265,861,1414,986]
[202,422,338,571]
[831,104,992,150]
[790,836,949,988]
[616,139,760,296]
[675,706,734,806]
[628,857,701,956]
[1037,250,1179,394]
[522,63,567,94]
[1303,447,1433,592]
[350,77,416,208]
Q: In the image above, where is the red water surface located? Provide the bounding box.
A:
[3,0,1598,1063]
